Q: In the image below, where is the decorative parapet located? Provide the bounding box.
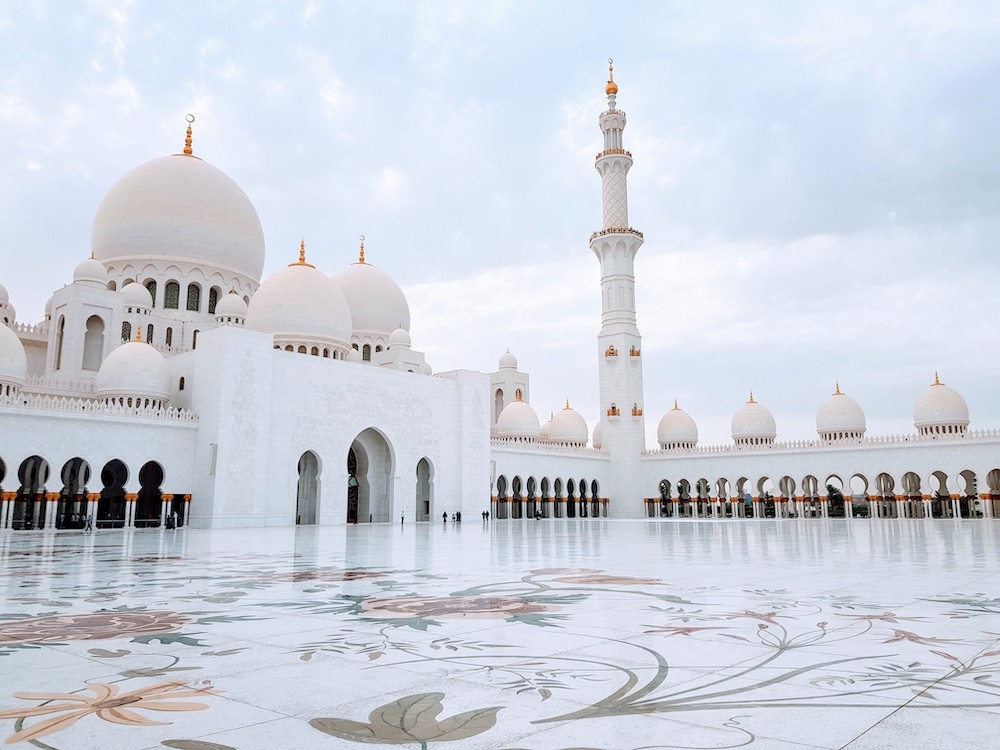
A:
[22,374,96,394]
[589,227,644,241]
[0,392,198,422]
[631,405,643,417]
[491,438,608,457]
[605,346,618,357]
[640,428,1000,457]
[607,405,621,417]
[12,321,47,336]
[629,347,641,357]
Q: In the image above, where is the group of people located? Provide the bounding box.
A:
[442,511,463,523]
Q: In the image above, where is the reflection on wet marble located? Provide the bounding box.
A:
[1,519,999,749]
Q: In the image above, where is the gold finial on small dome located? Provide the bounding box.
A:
[358,235,366,264]
[183,114,195,156]
[933,371,941,386]
[673,398,679,410]
[748,391,756,404]
[288,239,315,269]
[564,399,571,410]
[834,382,842,395]
[134,326,143,343]
[605,58,618,96]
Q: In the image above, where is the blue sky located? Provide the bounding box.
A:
[2,1,999,445]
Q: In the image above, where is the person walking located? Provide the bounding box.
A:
[85,513,93,532]
[442,511,447,523]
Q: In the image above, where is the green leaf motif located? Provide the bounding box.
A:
[310,692,502,744]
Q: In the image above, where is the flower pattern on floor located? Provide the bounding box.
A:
[1,521,999,749]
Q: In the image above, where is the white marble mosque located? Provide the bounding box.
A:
[1,64,999,750]
[2,64,999,531]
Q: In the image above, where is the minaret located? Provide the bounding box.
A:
[590,61,647,517]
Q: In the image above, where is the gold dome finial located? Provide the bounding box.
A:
[673,398,679,410]
[288,239,315,268]
[605,58,618,96]
[834,382,842,395]
[183,114,195,156]
[748,391,755,404]
[934,371,941,385]
[358,234,366,264]
[564,398,571,410]
[135,326,143,343]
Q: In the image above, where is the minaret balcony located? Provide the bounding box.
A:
[607,405,621,418]
[595,148,632,160]
[604,346,619,358]
[590,227,644,241]
[629,347,641,357]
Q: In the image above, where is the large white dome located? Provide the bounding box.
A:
[731,394,776,444]
[816,384,866,440]
[913,374,969,435]
[658,400,698,448]
[495,396,540,440]
[549,401,589,446]
[329,250,410,342]
[246,251,352,352]
[96,340,171,404]
[0,323,27,387]
[92,154,265,284]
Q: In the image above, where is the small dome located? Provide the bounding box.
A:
[388,327,411,350]
[539,414,553,442]
[96,340,170,403]
[329,253,410,342]
[0,282,13,325]
[498,350,518,370]
[592,421,602,449]
[816,384,866,439]
[731,393,776,444]
[215,290,248,319]
[0,283,8,304]
[122,282,153,308]
[548,401,589,446]
[346,348,363,363]
[73,256,108,286]
[495,396,540,440]
[246,255,352,351]
[0,323,28,387]
[658,401,699,448]
[914,373,969,435]
[92,154,265,285]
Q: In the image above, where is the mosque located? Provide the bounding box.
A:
[1,68,998,531]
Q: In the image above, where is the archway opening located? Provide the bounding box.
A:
[297,451,320,525]
[347,429,393,523]
[99,459,128,529]
[136,461,164,528]
[58,457,90,529]
[82,315,105,371]
[14,455,49,530]
[416,458,432,521]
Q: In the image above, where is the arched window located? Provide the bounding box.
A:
[208,287,220,314]
[363,344,371,361]
[107,280,117,291]
[311,346,319,356]
[352,343,359,351]
[375,345,382,353]
[55,316,65,370]
[179,377,185,391]
[82,315,104,371]
[144,280,157,307]
[121,321,132,342]
[192,329,199,349]
[285,344,293,352]
[165,327,173,347]
[298,345,307,354]
[146,324,154,343]
[494,389,504,423]
[164,282,180,309]
[186,284,201,312]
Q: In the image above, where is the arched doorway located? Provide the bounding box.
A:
[14,456,49,530]
[416,458,432,521]
[99,460,128,529]
[58,457,90,529]
[82,315,105,371]
[347,429,394,523]
[136,461,164,527]
[297,451,320,525]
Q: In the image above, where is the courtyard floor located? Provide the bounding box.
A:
[1,518,998,749]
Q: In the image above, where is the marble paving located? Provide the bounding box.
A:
[1,519,999,749]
